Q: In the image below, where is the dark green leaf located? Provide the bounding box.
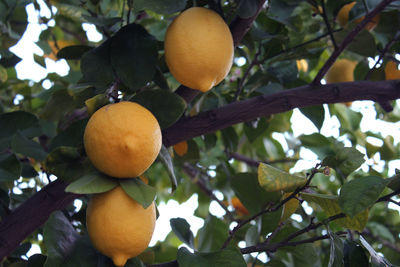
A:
[170,218,195,249]
[261,207,283,235]
[300,105,325,131]
[237,0,259,18]
[133,0,187,14]
[61,234,99,267]
[21,163,38,178]
[40,89,75,121]
[110,24,158,91]
[221,127,239,152]
[0,111,41,150]
[80,39,115,88]
[48,119,88,152]
[177,247,246,267]
[329,232,344,267]
[0,51,21,68]
[322,147,365,180]
[299,133,334,159]
[44,146,84,181]
[197,215,229,252]
[125,258,146,267]
[27,254,47,267]
[343,240,369,267]
[339,176,390,217]
[243,118,268,143]
[131,89,186,129]
[44,211,80,267]
[153,67,169,90]
[11,131,47,161]
[158,145,177,192]
[82,15,121,26]
[65,172,118,194]
[57,45,93,60]
[334,28,376,57]
[231,172,281,214]
[120,177,156,209]
[368,222,395,243]
[0,153,21,182]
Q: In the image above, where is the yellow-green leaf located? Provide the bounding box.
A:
[301,192,368,231]
[258,163,306,192]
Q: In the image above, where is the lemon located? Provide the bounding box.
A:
[173,141,188,157]
[83,101,161,178]
[164,7,234,92]
[325,59,357,83]
[384,61,400,80]
[231,197,249,216]
[86,186,156,266]
[337,2,379,31]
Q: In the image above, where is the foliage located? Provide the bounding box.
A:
[0,0,400,266]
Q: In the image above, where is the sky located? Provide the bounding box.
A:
[8,1,400,261]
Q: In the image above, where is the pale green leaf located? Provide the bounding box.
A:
[120,178,156,209]
[65,172,118,194]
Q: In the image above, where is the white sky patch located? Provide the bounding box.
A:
[82,23,103,42]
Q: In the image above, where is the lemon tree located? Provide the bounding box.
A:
[1,0,400,267]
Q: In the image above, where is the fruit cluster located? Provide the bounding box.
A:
[83,6,234,267]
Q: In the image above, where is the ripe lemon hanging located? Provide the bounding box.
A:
[83,101,161,178]
[86,186,156,267]
[164,7,234,92]
[325,59,357,83]
[336,2,379,31]
[384,61,400,80]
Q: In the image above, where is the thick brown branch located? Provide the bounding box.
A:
[163,80,400,147]
[0,180,79,259]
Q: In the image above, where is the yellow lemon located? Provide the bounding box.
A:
[231,197,249,216]
[325,59,357,83]
[384,61,400,80]
[173,140,188,157]
[86,186,156,266]
[337,2,379,31]
[164,7,234,92]
[83,101,161,178]
[296,59,308,73]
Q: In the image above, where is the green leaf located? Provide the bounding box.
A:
[343,240,369,267]
[110,24,158,91]
[322,147,365,180]
[27,254,47,267]
[80,39,115,88]
[0,64,7,83]
[65,172,118,194]
[328,232,344,267]
[120,177,156,209]
[177,247,246,267]
[0,111,42,150]
[299,133,335,159]
[40,89,75,121]
[125,258,146,267]
[244,225,259,247]
[339,176,390,217]
[170,218,195,249]
[131,89,186,129]
[133,0,187,14]
[301,193,368,231]
[368,222,395,243]
[299,105,325,131]
[57,45,93,60]
[48,119,88,152]
[258,163,306,192]
[82,15,121,26]
[0,153,21,182]
[197,215,229,252]
[158,145,177,192]
[334,28,376,57]
[243,118,268,143]
[231,172,281,214]
[221,127,239,152]
[11,131,47,161]
[43,211,79,267]
[61,234,99,267]
[237,0,259,18]
[260,207,283,235]
[44,146,84,181]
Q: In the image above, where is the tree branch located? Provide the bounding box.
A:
[163,80,400,147]
[227,151,299,167]
[0,180,79,259]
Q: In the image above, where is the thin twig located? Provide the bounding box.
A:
[363,229,400,253]
[227,151,299,167]
[221,164,321,249]
[320,0,338,49]
[312,0,396,85]
[234,43,263,101]
[182,163,235,221]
